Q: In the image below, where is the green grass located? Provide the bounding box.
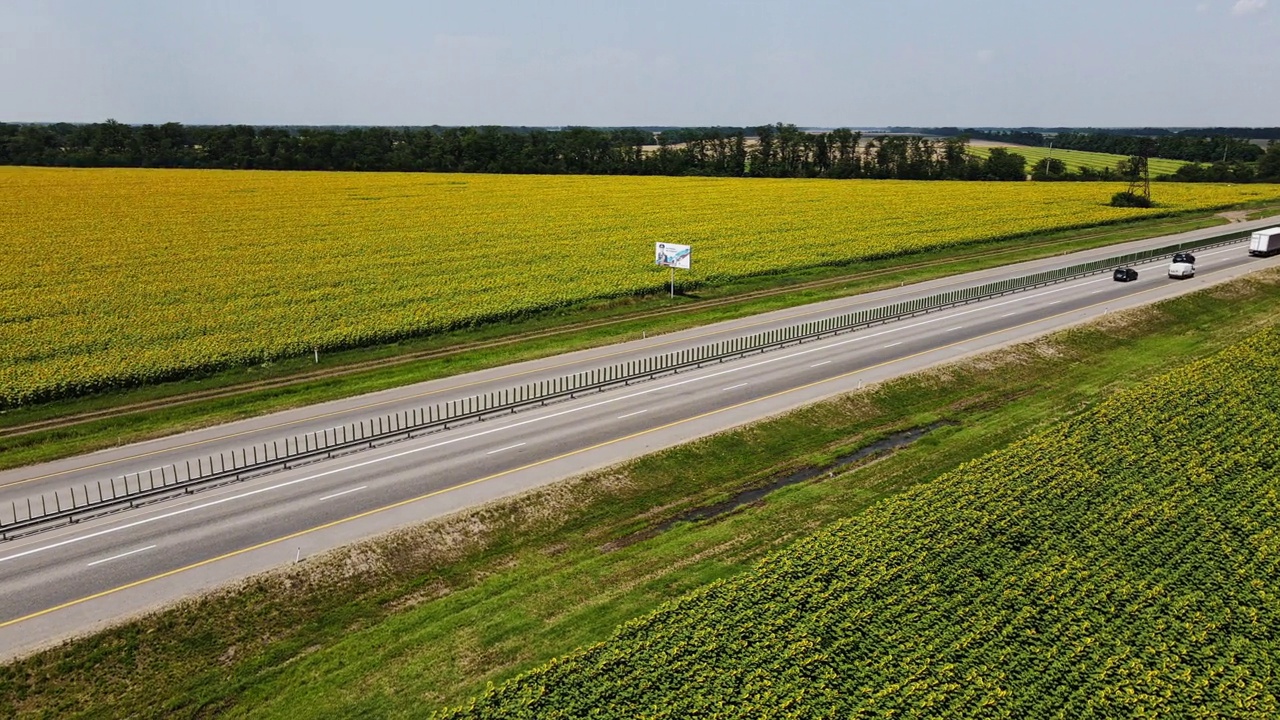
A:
[1,206,1268,472]
[967,144,1191,175]
[4,266,1279,719]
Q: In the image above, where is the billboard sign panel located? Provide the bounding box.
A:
[655,242,691,270]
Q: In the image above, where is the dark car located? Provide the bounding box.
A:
[1113,267,1138,282]
[1172,252,1196,264]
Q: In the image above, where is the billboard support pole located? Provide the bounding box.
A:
[655,242,689,300]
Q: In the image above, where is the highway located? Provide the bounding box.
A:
[1,216,1278,660]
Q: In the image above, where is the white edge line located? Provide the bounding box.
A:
[87,545,156,567]
[319,486,367,502]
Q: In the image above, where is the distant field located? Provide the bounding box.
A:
[4,167,1278,407]
[967,143,1191,175]
[445,325,1280,718]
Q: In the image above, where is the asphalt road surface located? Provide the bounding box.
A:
[2,216,1278,660]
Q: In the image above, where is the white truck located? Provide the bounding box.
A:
[1249,227,1280,257]
[1168,252,1195,279]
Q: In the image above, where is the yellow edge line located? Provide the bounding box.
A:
[0,281,1173,630]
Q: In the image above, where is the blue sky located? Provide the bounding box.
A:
[1,0,1276,126]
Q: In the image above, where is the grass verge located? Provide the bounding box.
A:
[1,205,1272,471]
[3,266,1280,718]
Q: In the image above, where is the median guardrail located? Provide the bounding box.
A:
[0,230,1251,539]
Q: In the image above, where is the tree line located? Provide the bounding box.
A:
[1159,150,1280,183]
[932,127,1271,164]
[1052,132,1264,163]
[0,121,654,174]
[1028,149,1280,184]
[3,120,1277,183]
[0,121,1026,180]
[915,126,1280,141]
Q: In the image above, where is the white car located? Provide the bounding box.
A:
[1168,252,1195,279]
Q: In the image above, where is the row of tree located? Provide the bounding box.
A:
[916,127,1280,142]
[2,120,1278,182]
[951,129,1048,147]
[916,126,1280,183]
[943,128,1268,164]
[1025,146,1280,183]
[0,121,1031,180]
[0,121,656,174]
[1028,157,1127,182]
[653,126,1021,180]
[1163,155,1280,183]
[1051,132,1264,163]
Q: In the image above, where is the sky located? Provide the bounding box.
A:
[1,0,1277,128]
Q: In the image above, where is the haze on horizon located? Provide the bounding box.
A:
[1,0,1277,128]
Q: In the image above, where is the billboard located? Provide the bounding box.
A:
[655,242,691,270]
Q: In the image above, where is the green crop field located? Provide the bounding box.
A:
[967,144,1191,176]
[443,325,1280,718]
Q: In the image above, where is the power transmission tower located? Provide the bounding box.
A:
[1124,138,1154,203]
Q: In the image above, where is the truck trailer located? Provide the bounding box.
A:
[1249,227,1280,257]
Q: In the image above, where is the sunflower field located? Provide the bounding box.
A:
[439,324,1280,719]
[3,166,1279,406]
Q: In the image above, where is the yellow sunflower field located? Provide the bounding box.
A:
[3,166,1277,405]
